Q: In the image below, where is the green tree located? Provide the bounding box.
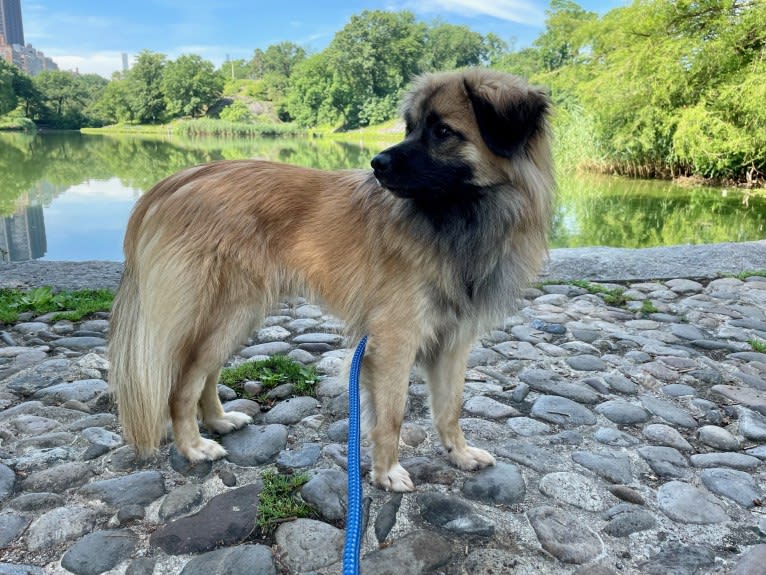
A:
[325,10,426,127]
[0,59,18,115]
[127,50,167,124]
[286,53,338,127]
[162,54,223,118]
[421,23,488,71]
[251,42,306,78]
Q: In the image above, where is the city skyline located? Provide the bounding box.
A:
[22,0,625,78]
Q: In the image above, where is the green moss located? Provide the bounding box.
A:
[220,355,319,398]
[640,300,659,316]
[0,287,113,324]
[256,470,314,536]
[749,339,766,353]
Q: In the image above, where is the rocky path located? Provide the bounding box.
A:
[2,250,766,574]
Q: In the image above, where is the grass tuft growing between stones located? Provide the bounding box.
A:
[749,339,766,353]
[733,270,766,280]
[567,280,629,307]
[0,286,114,324]
[256,470,314,536]
[220,355,319,398]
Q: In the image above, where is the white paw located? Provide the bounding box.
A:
[372,463,415,492]
[179,437,228,462]
[448,446,496,471]
[205,411,252,434]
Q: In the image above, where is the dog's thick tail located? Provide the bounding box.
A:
[109,264,173,456]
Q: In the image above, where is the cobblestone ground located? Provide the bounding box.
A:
[2,274,766,574]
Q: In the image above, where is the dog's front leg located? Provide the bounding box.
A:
[363,333,418,492]
[425,337,496,471]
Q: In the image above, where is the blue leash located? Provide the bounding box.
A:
[343,335,368,575]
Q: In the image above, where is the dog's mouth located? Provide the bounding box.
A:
[374,174,416,199]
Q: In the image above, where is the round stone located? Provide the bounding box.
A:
[566,355,607,372]
[274,519,344,572]
[596,400,651,424]
[697,425,740,451]
[642,423,693,451]
[527,506,603,564]
[657,481,728,524]
[539,472,607,511]
[462,462,525,505]
[530,396,596,426]
[507,417,551,437]
[700,468,762,508]
[60,529,138,575]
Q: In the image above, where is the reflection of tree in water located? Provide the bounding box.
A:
[0,132,388,217]
[550,174,766,248]
[2,132,763,249]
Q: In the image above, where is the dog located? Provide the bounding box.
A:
[109,68,554,492]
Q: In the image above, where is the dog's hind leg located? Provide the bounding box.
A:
[425,337,496,471]
[200,369,252,433]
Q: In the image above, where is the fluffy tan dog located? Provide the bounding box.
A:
[109,68,554,492]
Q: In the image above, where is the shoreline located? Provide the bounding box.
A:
[1,240,765,291]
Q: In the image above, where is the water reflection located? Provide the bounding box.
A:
[0,132,764,261]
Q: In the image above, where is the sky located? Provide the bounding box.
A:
[21,0,626,78]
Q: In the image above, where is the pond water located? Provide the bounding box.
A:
[1,131,764,262]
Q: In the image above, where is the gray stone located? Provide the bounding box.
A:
[596,400,651,424]
[604,373,639,394]
[418,492,494,536]
[361,530,452,575]
[638,545,716,575]
[640,395,697,428]
[572,451,633,484]
[293,332,343,344]
[539,472,608,511]
[734,544,766,575]
[530,395,597,426]
[701,467,761,508]
[527,506,603,564]
[240,342,292,358]
[51,336,107,350]
[461,462,525,505]
[496,442,567,473]
[32,378,108,403]
[274,519,343,572]
[221,424,288,466]
[697,425,740,451]
[150,483,262,555]
[0,514,29,548]
[661,383,697,397]
[507,416,551,436]
[6,492,64,512]
[180,545,277,575]
[642,423,693,451]
[159,483,204,521]
[637,446,689,477]
[81,426,123,449]
[263,396,318,424]
[402,457,458,485]
[256,325,291,342]
[26,506,97,551]
[737,407,766,440]
[467,347,503,367]
[463,396,519,419]
[609,485,645,505]
[566,354,607,371]
[20,461,94,492]
[374,493,403,544]
[0,564,44,575]
[4,360,70,395]
[170,447,214,477]
[275,442,321,470]
[690,452,761,470]
[0,464,14,500]
[300,469,347,522]
[657,481,729,524]
[602,505,656,537]
[60,529,138,575]
[79,470,165,508]
[519,368,601,404]
[594,427,640,446]
[400,422,427,446]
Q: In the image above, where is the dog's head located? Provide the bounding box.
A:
[371,69,551,203]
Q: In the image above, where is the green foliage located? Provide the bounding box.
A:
[524,0,766,182]
[126,50,167,124]
[749,339,766,353]
[220,355,319,398]
[640,300,659,316]
[569,280,628,307]
[0,287,113,324]
[256,471,314,536]
[218,100,254,123]
[162,54,223,118]
[0,59,18,115]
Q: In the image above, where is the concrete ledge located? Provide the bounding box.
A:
[1,240,765,290]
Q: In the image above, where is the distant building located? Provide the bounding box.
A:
[122,52,129,72]
[0,0,57,76]
[0,205,47,262]
[0,0,23,46]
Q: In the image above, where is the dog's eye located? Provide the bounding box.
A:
[434,124,454,139]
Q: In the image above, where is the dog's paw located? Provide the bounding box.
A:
[205,411,252,434]
[448,446,496,471]
[178,437,228,462]
[372,463,415,492]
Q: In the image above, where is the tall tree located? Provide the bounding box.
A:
[162,54,223,118]
[127,50,167,124]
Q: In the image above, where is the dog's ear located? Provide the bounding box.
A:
[465,78,550,159]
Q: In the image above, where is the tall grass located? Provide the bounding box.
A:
[173,119,304,138]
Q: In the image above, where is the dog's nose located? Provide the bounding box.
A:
[371,152,391,174]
